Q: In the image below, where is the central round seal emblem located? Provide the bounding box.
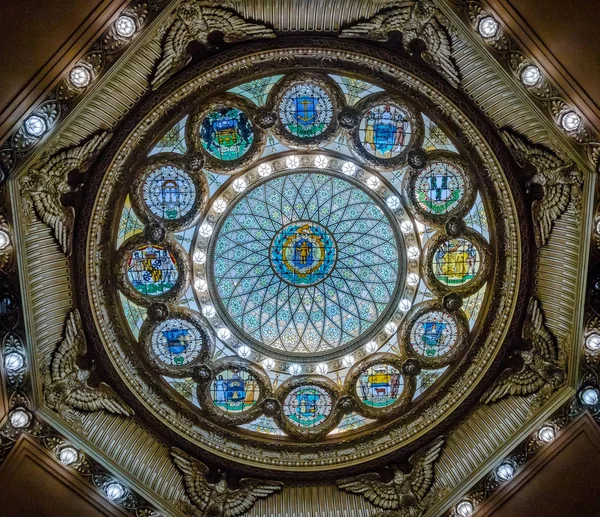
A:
[270,221,336,286]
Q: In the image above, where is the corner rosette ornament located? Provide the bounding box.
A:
[337,436,445,517]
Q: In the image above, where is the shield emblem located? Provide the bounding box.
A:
[421,321,446,348]
[162,328,189,355]
[428,175,450,202]
[294,96,317,126]
[213,116,239,147]
[373,121,398,154]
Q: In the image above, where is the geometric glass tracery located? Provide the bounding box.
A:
[432,238,480,287]
[126,244,178,296]
[200,107,254,161]
[283,385,332,427]
[409,311,458,357]
[359,103,412,159]
[143,166,196,220]
[356,364,403,407]
[279,83,334,138]
[152,318,206,365]
[414,161,466,216]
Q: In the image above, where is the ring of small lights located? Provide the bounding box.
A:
[422,228,492,298]
[348,93,425,171]
[197,356,273,426]
[138,307,213,377]
[344,352,416,420]
[403,150,477,226]
[186,94,265,174]
[267,74,345,149]
[273,374,342,440]
[116,234,190,307]
[129,153,209,232]
[398,300,469,368]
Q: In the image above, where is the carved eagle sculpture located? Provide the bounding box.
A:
[20,132,110,255]
[481,297,566,407]
[43,310,133,427]
[171,448,283,517]
[501,130,583,248]
[152,2,276,89]
[340,1,459,88]
[337,437,444,517]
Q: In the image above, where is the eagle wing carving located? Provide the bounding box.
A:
[224,478,283,517]
[409,436,445,500]
[340,6,413,41]
[337,472,400,510]
[171,448,213,510]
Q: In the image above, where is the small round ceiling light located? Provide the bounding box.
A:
[341,161,356,175]
[4,352,24,372]
[258,163,272,177]
[58,446,79,465]
[386,195,400,210]
[585,333,600,352]
[478,16,500,38]
[217,327,231,340]
[561,111,582,132]
[232,178,247,193]
[286,155,300,169]
[198,222,213,238]
[407,273,420,286]
[341,354,355,368]
[115,15,136,38]
[537,425,556,443]
[384,321,398,335]
[495,461,515,481]
[398,299,412,312]
[9,408,31,429]
[213,198,227,213]
[104,481,126,501]
[407,246,420,260]
[69,66,91,88]
[263,357,275,370]
[520,65,541,87]
[315,362,329,374]
[202,304,216,318]
[580,386,599,406]
[288,363,302,375]
[456,500,474,517]
[0,229,9,250]
[365,340,378,353]
[314,155,329,168]
[193,250,206,264]
[237,345,251,358]
[24,115,46,137]
[366,176,381,190]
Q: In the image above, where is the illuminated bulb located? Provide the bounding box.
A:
[407,273,420,286]
[407,246,420,260]
[456,500,474,517]
[585,333,600,352]
[193,250,206,264]
[4,352,24,372]
[521,65,541,86]
[288,363,302,375]
[9,408,31,429]
[69,66,91,88]
[237,345,251,358]
[198,223,213,238]
[202,305,216,318]
[232,178,247,192]
[59,447,79,465]
[580,386,599,406]
[24,115,46,137]
[398,299,412,312]
[386,196,400,210]
[314,155,329,168]
[258,163,273,177]
[286,155,300,169]
[478,16,499,38]
[537,425,556,443]
[596,219,600,235]
[400,221,413,234]
[105,481,125,501]
[115,15,136,37]
[366,176,381,190]
[315,363,329,374]
[496,461,515,481]
[213,198,227,213]
[365,340,378,353]
[384,321,398,335]
[0,229,9,250]
[263,358,275,370]
[217,328,231,340]
[561,111,582,131]
[194,278,208,291]
[342,355,355,368]
[341,161,356,175]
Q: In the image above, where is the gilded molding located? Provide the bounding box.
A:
[0,212,12,270]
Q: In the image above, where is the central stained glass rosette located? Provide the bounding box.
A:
[208,171,406,359]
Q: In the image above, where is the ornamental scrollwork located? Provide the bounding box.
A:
[171,448,283,517]
[501,129,583,248]
[43,310,133,429]
[481,297,566,408]
[337,436,445,517]
[152,2,276,89]
[20,132,110,255]
[340,0,460,88]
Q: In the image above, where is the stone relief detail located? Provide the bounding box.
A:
[0,212,11,270]
[152,2,276,89]
[171,448,283,517]
[43,310,133,428]
[20,132,110,255]
[340,1,460,88]
[481,297,566,407]
[337,437,444,517]
[501,130,583,248]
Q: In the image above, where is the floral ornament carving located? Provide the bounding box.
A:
[481,297,566,408]
[43,310,133,429]
[20,132,110,255]
[171,448,283,517]
[340,1,460,88]
[152,2,276,89]
[337,437,445,517]
[0,212,11,269]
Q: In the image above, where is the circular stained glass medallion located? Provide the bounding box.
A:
[208,171,404,360]
[279,83,333,139]
[126,244,179,296]
[210,369,260,413]
[359,103,412,159]
[270,221,336,286]
[432,238,480,288]
[283,385,332,427]
[414,161,466,216]
[143,166,196,220]
[410,310,458,358]
[356,364,404,408]
[200,107,254,161]
[151,318,207,366]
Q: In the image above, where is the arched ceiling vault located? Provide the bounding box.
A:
[0,1,599,517]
